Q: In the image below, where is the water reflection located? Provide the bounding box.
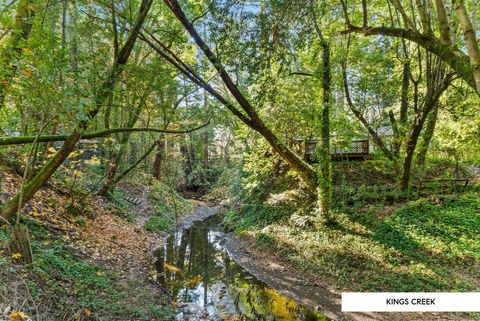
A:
[154,216,329,321]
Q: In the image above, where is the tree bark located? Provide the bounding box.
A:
[453,0,480,94]
[203,131,209,169]
[416,103,439,166]
[342,25,478,94]
[400,74,450,190]
[316,41,332,218]
[110,140,157,189]
[152,135,165,179]
[0,0,36,110]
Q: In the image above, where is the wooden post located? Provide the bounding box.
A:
[6,224,33,264]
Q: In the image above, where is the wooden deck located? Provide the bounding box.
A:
[302,139,370,163]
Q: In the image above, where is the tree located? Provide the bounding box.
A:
[340,0,480,95]
[0,0,153,221]
[141,0,317,189]
[343,36,452,190]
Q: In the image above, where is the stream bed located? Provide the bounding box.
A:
[153,213,330,321]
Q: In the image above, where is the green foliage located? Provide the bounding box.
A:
[376,193,480,262]
[150,180,193,216]
[145,215,172,234]
[248,192,480,292]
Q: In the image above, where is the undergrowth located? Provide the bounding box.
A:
[247,192,480,293]
[0,219,173,320]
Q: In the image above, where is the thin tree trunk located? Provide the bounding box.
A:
[400,80,449,190]
[152,135,165,179]
[316,41,331,219]
[110,140,157,189]
[203,132,209,169]
[416,103,439,166]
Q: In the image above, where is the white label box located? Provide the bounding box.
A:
[342,292,480,312]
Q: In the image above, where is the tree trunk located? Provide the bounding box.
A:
[316,41,332,219]
[5,224,33,264]
[181,140,193,178]
[99,98,147,195]
[159,0,317,188]
[110,140,157,190]
[0,0,36,111]
[400,88,447,190]
[152,135,165,179]
[203,131,209,169]
[393,62,410,158]
[453,0,480,94]
[416,103,439,166]
[1,133,81,220]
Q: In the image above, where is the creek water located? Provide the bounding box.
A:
[153,214,330,321]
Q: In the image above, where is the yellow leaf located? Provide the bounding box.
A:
[73,170,82,178]
[9,310,28,321]
[29,210,40,217]
[164,263,181,273]
[22,48,33,55]
[83,308,92,316]
[21,69,32,78]
[87,155,101,166]
[11,252,22,260]
[68,151,79,158]
[47,147,56,158]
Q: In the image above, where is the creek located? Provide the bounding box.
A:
[153,209,331,321]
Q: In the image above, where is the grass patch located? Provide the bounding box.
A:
[144,215,173,234]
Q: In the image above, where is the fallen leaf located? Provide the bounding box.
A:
[11,252,22,260]
[164,263,181,273]
[9,311,28,321]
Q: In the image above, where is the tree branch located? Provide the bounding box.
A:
[0,122,210,146]
[341,24,477,93]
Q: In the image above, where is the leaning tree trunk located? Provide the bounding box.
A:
[157,0,318,189]
[453,0,480,94]
[110,140,157,189]
[400,89,446,190]
[99,99,145,196]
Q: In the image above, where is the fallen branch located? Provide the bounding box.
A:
[0,121,210,146]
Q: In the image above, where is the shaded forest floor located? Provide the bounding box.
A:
[0,170,196,320]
